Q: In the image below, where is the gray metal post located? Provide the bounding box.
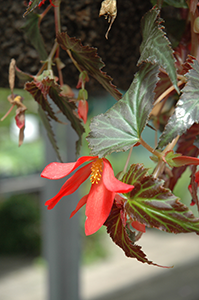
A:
[41,122,81,300]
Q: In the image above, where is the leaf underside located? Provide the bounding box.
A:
[138,6,179,93]
[56,32,122,101]
[87,63,159,158]
[104,203,168,267]
[123,164,199,234]
[158,59,199,149]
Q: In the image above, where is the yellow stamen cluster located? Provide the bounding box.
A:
[90,159,103,184]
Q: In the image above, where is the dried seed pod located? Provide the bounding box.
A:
[99,0,117,39]
[193,16,199,34]
[9,58,16,99]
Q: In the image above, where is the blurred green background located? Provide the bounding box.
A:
[0,88,197,265]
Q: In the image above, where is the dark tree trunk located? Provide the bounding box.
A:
[0,0,151,91]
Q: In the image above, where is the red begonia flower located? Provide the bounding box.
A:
[38,0,55,7]
[78,99,89,124]
[41,156,134,235]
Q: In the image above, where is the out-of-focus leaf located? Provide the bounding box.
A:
[22,13,48,61]
[158,59,199,149]
[23,0,43,17]
[123,164,199,234]
[104,203,168,267]
[38,106,62,162]
[47,81,85,155]
[25,78,84,155]
[15,66,34,83]
[87,63,159,157]
[56,32,122,101]
[138,7,179,93]
[25,80,61,123]
[150,0,188,8]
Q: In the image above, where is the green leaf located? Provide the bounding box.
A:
[138,7,179,93]
[56,32,122,101]
[164,150,182,167]
[23,0,43,17]
[104,203,169,267]
[87,63,159,157]
[15,66,34,83]
[158,59,199,149]
[38,106,63,162]
[22,13,48,61]
[123,164,199,234]
[150,0,188,8]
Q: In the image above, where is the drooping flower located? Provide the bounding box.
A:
[41,156,134,235]
[78,99,89,124]
[38,0,55,7]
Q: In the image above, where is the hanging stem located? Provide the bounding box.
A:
[54,0,64,85]
[38,4,52,27]
[153,79,185,107]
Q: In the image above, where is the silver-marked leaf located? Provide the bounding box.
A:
[138,6,179,93]
[158,59,199,149]
[87,63,159,157]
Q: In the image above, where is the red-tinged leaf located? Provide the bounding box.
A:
[25,79,61,123]
[56,32,122,101]
[158,59,199,149]
[168,123,199,191]
[38,106,62,162]
[104,203,168,267]
[189,166,199,212]
[122,164,199,234]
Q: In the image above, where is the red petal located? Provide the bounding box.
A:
[78,100,89,124]
[85,179,115,235]
[45,163,92,209]
[131,221,146,233]
[173,155,199,166]
[41,156,97,179]
[15,114,25,129]
[70,194,88,218]
[102,158,134,193]
[195,170,199,184]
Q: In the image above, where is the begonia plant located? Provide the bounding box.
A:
[3,0,199,266]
